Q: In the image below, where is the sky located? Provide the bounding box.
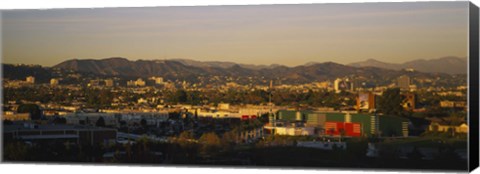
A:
[1,1,469,67]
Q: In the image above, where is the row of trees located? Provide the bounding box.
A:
[377,88,466,118]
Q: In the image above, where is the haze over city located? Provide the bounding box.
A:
[2,1,468,67]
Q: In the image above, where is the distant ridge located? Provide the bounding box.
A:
[348,56,467,74]
[51,57,458,85]
[169,58,280,70]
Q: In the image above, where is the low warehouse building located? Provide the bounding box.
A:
[3,122,117,146]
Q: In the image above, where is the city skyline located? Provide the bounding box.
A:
[2,1,468,67]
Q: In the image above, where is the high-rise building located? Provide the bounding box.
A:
[26,76,35,84]
[50,78,59,86]
[334,78,342,93]
[268,80,276,127]
[334,78,351,93]
[351,78,363,91]
[397,75,410,90]
[402,93,416,111]
[356,92,376,111]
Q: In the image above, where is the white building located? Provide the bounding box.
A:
[197,110,241,118]
[238,105,278,116]
[334,78,342,93]
[65,113,117,126]
[238,127,264,143]
[334,78,351,93]
[274,126,315,136]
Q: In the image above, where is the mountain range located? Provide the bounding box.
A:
[53,56,467,77]
[169,58,281,70]
[347,56,467,75]
[49,57,463,86]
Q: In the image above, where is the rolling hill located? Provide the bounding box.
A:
[51,57,459,86]
[348,56,467,74]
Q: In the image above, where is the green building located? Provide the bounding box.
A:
[276,110,409,137]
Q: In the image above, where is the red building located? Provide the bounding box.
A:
[241,115,257,120]
[324,121,361,137]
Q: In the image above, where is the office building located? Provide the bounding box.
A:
[397,75,410,90]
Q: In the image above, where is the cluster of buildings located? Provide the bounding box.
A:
[331,75,414,93]
[63,112,169,128]
[354,91,417,112]
[439,100,467,109]
[428,120,468,134]
[2,71,469,154]
[264,110,409,138]
[8,75,171,89]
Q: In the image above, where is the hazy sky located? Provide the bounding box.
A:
[2,1,469,67]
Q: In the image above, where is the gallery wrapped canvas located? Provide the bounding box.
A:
[1,1,479,173]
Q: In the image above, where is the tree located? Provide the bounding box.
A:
[222,130,239,151]
[96,117,106,127]
[176,130,198,160]
[339,128,346,142]
[198,132,221,156]
[53,117,67,124]
[3,141,28,161]
[179,130,194,139]
[378,88,405,116]
[199,132,221,146]
[443,113,465,137]
[140,119,148,128]
[178,130,195,147]
[132,136,156,163]
[174,89,188,104]
[17,103,42,120]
